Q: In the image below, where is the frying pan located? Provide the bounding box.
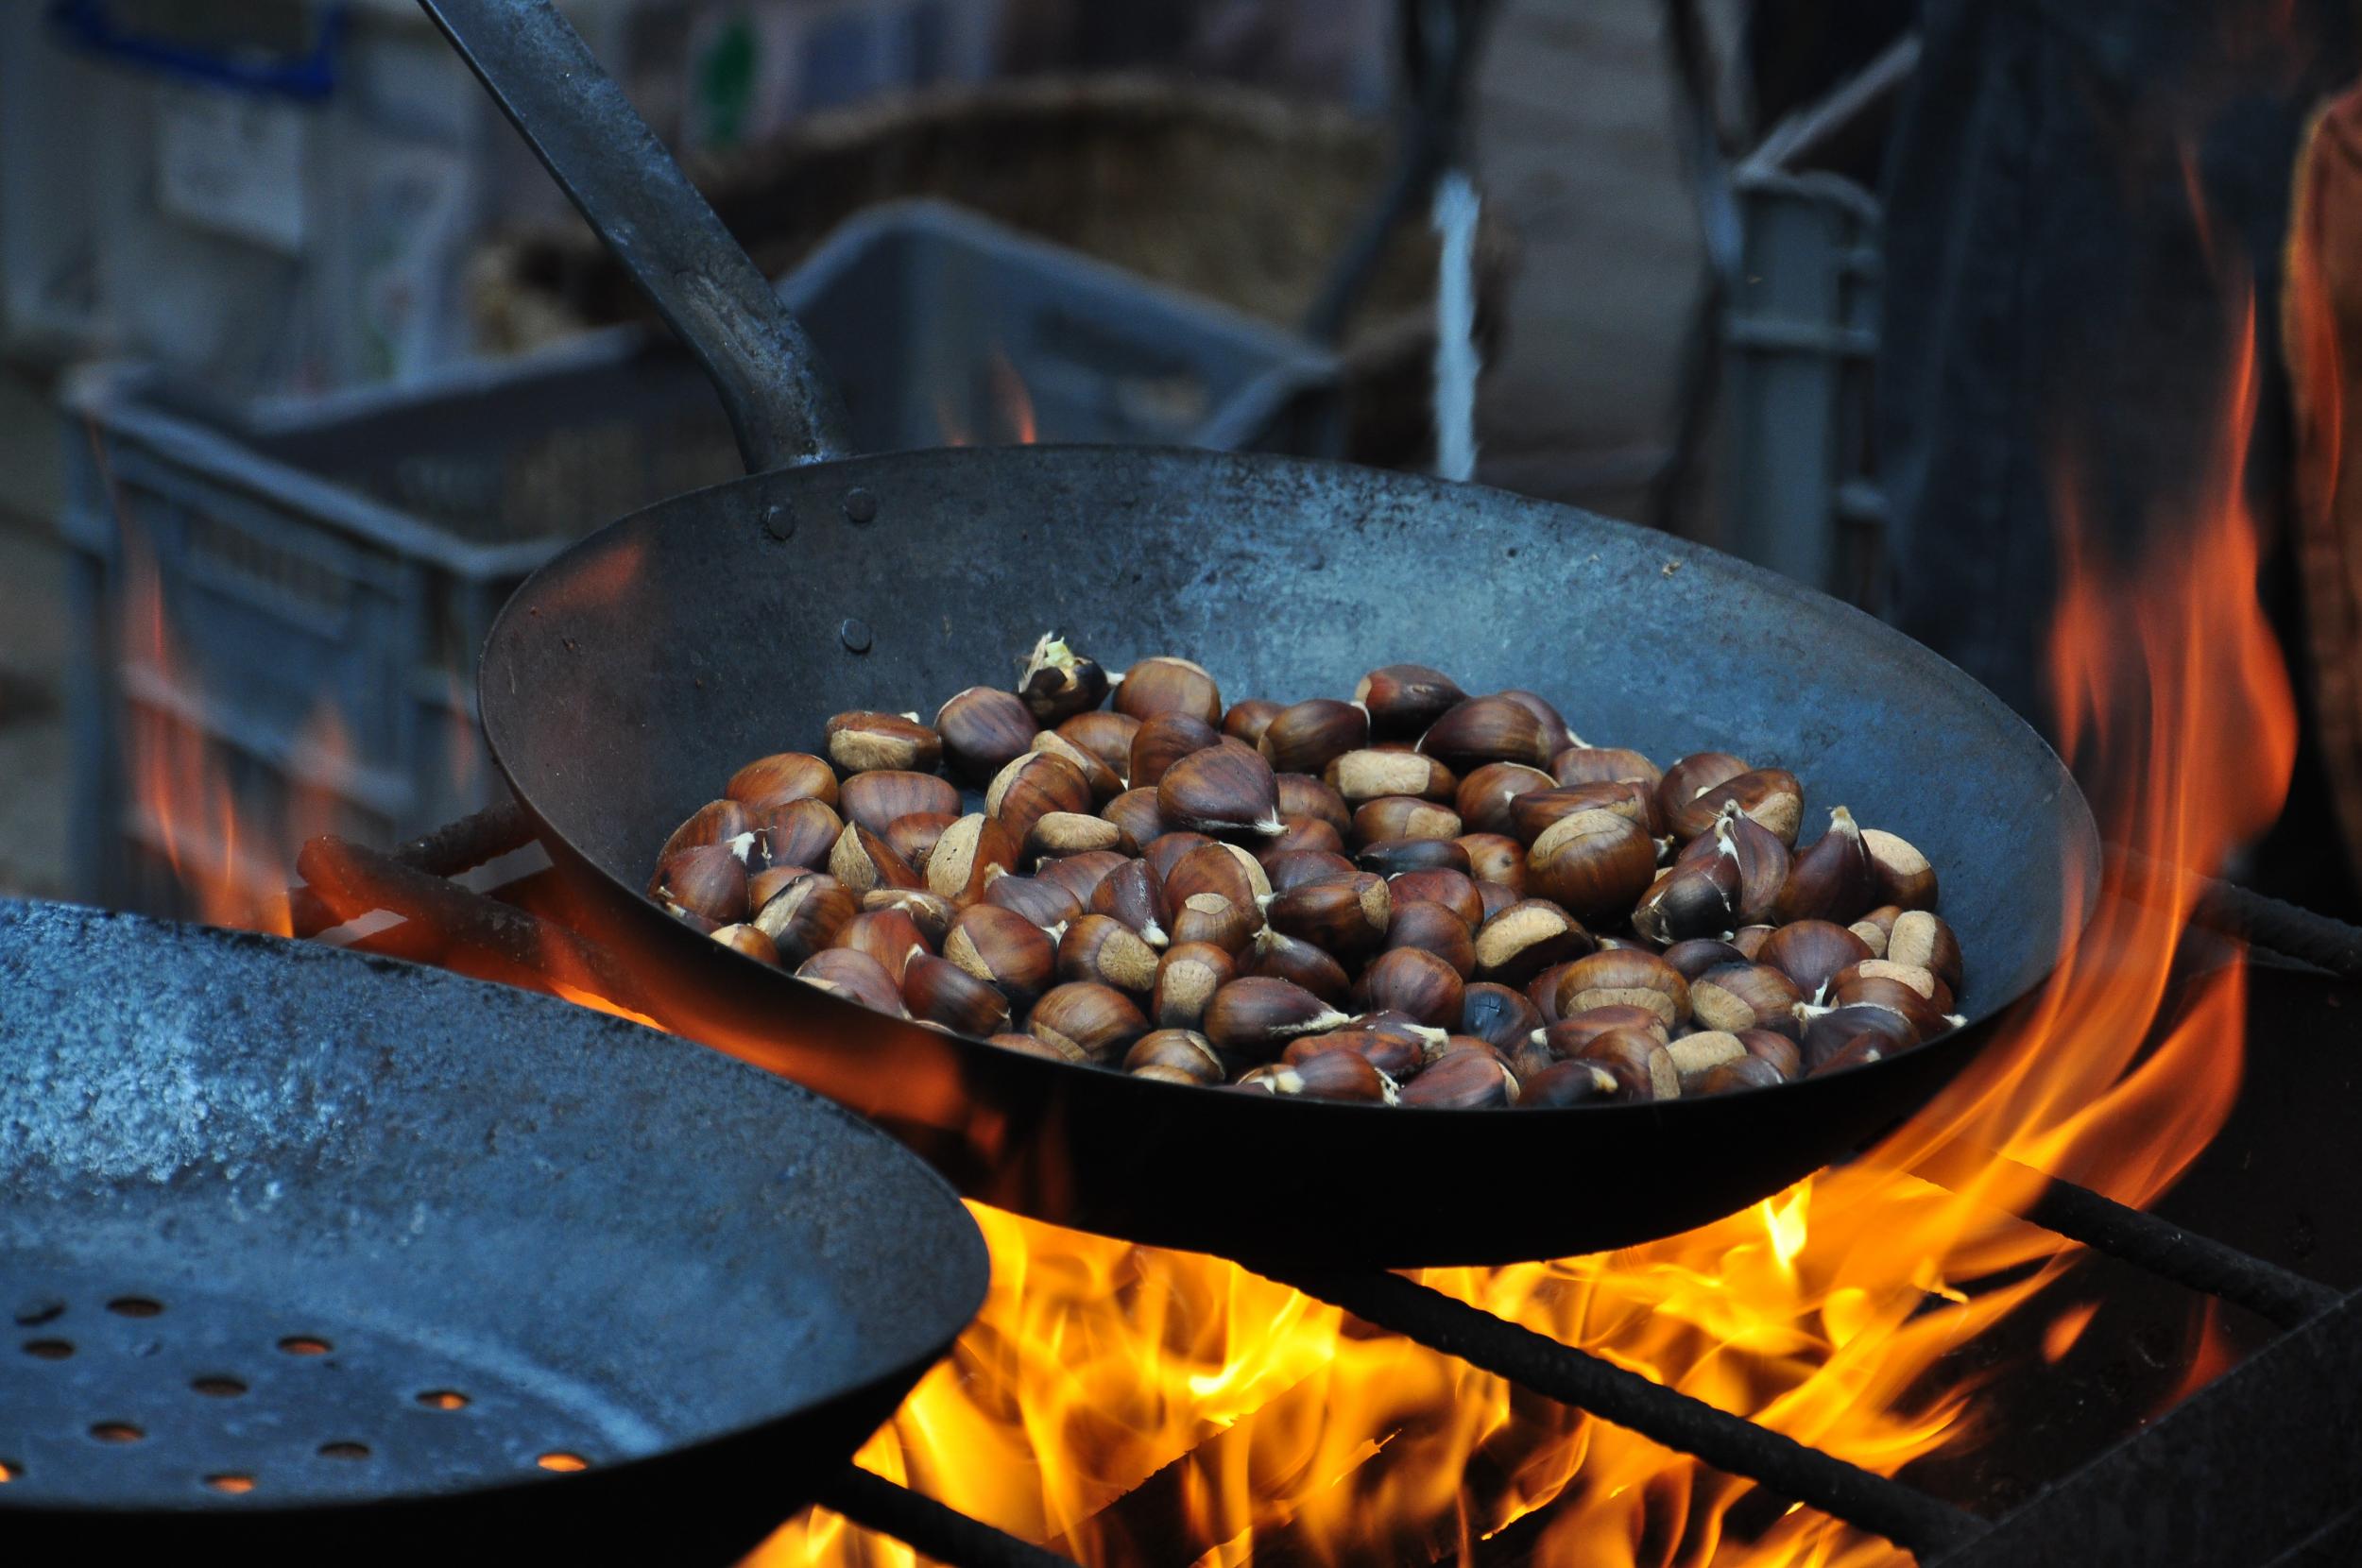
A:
[0,899,986,1563]
[424,0,2099,1267]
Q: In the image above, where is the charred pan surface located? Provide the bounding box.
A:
[0,899,984,1561]
[478,443,2100,1264]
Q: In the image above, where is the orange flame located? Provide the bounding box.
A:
[126,220,2298,1568]
[935,349,1037,448]
[989,349,1037,446]
[739,280,2294,1568]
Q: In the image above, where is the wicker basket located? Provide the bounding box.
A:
[470,75,1515,466]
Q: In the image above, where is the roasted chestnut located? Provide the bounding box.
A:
[1660,937,1747,980]
[1088,858,1172,946]
[1398,1046,1519,1108]
[1240,927,1353,1003]
[1259,698,1370,775]
[659,799,751,863]
[650,844,749,924]
[1152,942,1237,1031]
[1262,873,1391,960]
[1057,912,1164,994]
[1458,832,1527,892]
[1159,744,1285,836]
[1688,963,1804,1037]
[1575,1027,1679,1100]
[1551,745,1663,791]
[981,871,1084,929]
[1129,712,1223,789]
[727,752,839,811]
[796,947,908,1016]
[1355,663,1467,738]
[944,904,1058,1003]
[1102,787,1171,846]
[1459,980,1545,1049]
[1017,633,1110,725]
[1223,698,1283,747]
[840,771,962,836]
[1028,981,1150,1062]
[1526,809,1656,922]
[1549,948,1691,1030]
[1170,892,1259,953]
[1113,656,1224,725]
[836,908,931,987]
[1772,806,1875,925]
[904,952,1013,1035]
[1670,767,1803,845]
[1862,827,1938,910]
[1203,977,1354,1057]
[1887,911,1964,994]
[936,687,1040,788]
[1455,761,1557,836]
[1388,867,1485,929]
[986,751,1094,847]
[1350,794,1463,847]
[710,923,779,965]
[1239,1050,1398,1103]
[1325,748,1457,804]
[1757,919,1874,1002]
[1472,899,1592,986]
[925,812,1019,904]
[824,712,942,776]
[1352,946,1464,1028]
[1418,695,1558,770]
[1124,1029,1224,1084]
[1058,710,1140,779]
[1275,772,1354,833]
[752,871,857,964]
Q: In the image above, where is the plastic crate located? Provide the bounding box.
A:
[790,200,1339,452]
[60,200,1339,912]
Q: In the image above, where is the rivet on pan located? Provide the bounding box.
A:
[11,1299,62,1326]
[840,619,874,655]
[762,502,796,542]
[843,487,877,524]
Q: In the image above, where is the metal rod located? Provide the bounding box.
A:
[1913,1146,2341,1330]
[2110,845,2362,980]
[413,0,849,472]
[389,798,538,878]
[813,1465,1076,1568]
[296,834,655,1018]
[1254,1263,1987,1559]
[290,799,539,938]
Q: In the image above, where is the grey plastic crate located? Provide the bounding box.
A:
[784,199,1341,453]
[60,198,1341,912]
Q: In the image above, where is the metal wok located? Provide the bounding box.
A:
[424,0,2099,1267]
[0,900,985,1563]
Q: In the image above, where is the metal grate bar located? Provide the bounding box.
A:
[2113,846,2362,980]
[1254,1263,1987,1560]
[1913,1146,2340,1330]
[814,1464,1076,1568]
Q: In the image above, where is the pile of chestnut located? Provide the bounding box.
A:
[646,638,1965,1108]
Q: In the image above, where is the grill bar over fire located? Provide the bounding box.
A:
[278,827,2362,1564]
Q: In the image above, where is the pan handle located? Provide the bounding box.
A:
[415,0,850,473]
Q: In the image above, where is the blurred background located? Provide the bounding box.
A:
[2,0,2354,919]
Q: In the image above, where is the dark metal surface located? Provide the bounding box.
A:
[0,899,986,1563]
[424,0,2097,1264]
[414,0,849,473]
[1261,1261,1987,1558]
[1930,1286,2361,1568]
[477,442,2098,1265]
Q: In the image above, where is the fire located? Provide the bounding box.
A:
[116,516,356,937]
[119,224,2297,1568]
[742,306,2295,1565]
[936,349,1038,448]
